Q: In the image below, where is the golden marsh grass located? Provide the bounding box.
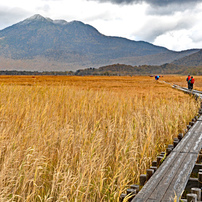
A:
[0,75,200,201]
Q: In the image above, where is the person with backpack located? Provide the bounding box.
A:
[186,75,191,89]
[189,76,195,90]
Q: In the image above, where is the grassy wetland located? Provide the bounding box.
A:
[0,75,200,201]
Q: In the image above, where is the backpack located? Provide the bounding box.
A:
[191,78,195,84]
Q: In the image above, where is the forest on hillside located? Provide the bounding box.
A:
[74,63,202,76]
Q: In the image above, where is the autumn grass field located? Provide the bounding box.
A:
[0,75,200,201]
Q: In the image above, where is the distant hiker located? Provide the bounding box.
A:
[155,75,160,80]
[189,76,195,90]
[186,75,191,89]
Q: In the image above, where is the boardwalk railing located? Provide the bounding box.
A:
[120,84,202,202]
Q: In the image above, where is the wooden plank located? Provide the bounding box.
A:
[161,153,198,201]
[132,151,181,201]
[190,132,202,154]
[148,153,187,201]
[172,131,193,153]
[173,122,202,153]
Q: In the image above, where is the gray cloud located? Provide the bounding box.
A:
[88,0,202,6]
[147,4,189,15]
[147,1,200,16]
[134,15,196,42]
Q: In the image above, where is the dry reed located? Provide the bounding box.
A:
[0,76,199,201]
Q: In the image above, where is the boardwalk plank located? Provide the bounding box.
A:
[132,152,180,201]
[172,131,193,153]
[148,153,187,201]
[190,132,202,154]
[162,153,198,202]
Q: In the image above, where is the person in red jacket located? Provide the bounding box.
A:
[189,76,195,90]
[186,75,191,89]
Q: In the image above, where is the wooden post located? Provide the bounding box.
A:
[187,125,191,130]
[173,140,179,148]
[140,174,147,186]
[146,169,154,181]
[193,164,202,174]
[166,147,172,156]
[185,178,198,192]
[197,154,202,163]
[173,137,179,142]
[178,133,183,141]
[198,172,202,188]
[189,121,194,126]
[130,184,139,193]
[173,138,179,147]
[168,144,174,149]
[187,193,197,202]
[152,161,157,167]
[191,187,201,201]
[150,166,157,172]
[157,156,164,166]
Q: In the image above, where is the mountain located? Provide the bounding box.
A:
[171,49,202,67]
[0,14,199,71]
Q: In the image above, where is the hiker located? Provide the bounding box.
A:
[189,76,195,90]
[155,75,160,80]
[186,75,191,89]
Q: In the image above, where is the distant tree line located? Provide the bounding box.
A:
[0,70,74,75]
[0,63,202,76]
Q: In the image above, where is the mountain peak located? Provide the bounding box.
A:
[27,14,47,21]
[21,14,53,25]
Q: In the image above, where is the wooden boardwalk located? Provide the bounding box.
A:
[131,85,202,202]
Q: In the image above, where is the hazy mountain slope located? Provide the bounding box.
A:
[0,14,199,71]
[172,49,202,67]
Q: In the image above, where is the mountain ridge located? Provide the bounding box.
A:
[0,14,200,71]
[171,49,202,67]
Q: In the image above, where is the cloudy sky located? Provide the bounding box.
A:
[1,0,202,51]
